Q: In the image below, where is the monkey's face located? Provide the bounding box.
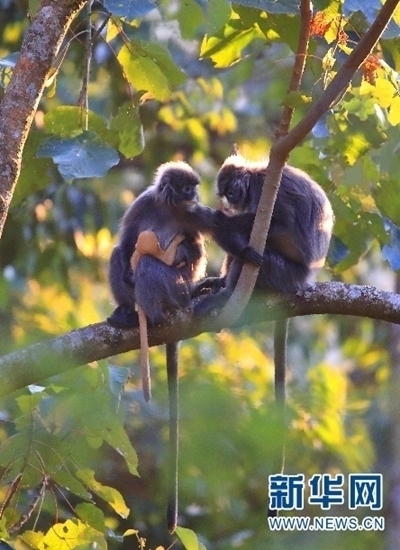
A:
[217,166,250,212]
[157,168,200,207]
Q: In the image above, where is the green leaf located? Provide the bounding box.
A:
[232,0,299,14]
[374,178,400,227]
[51,469,93,501]
[37,131,120,180]
[44,389,139,475]
[117,41,186,101]
[76,469,130,518]
[177,0,204,39]
[44,107,107,137]
[207,0,231,34]
[175,526,206,550]
[110,103,144,158]
[75,503,106,533]
[200,20,260,68]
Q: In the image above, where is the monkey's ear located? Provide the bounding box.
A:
[158,174,169,191]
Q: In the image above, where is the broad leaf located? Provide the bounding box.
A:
[76,469,130,518]
[232,0,299,14]
[177,0,204,39]
[175,526,207,550]
[110,103,144,158]
[117,41,186,101]
[104,0,157,19]
[206,0,231,34]
[44,106,119,148]
[37,131,119,180]
[75,503,106,533]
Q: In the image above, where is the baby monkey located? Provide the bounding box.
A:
[130,230,185,402]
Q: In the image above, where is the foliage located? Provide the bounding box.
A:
[0,0,399,548]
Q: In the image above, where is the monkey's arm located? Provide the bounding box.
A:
[188,205,263,266]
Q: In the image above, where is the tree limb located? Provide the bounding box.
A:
[0,0,88,237]
[1,282,400,398]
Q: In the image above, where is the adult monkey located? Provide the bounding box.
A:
[191,154,333,302]
[107,161,206,533]
[188,153,334,510]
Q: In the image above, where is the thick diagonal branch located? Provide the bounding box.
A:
[0,282,400,398]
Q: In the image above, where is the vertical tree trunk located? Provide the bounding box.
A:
[0,0,87,237]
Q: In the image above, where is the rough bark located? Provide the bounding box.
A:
[0,0,88,237]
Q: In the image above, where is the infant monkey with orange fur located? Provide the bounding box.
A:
[130,230,185,402]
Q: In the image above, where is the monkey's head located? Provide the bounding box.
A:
[216,155,251,212]
[154,161,200,207]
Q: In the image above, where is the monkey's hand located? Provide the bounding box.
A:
[241,245,263,267]
[187,204,216,225]
[191,276,226,298]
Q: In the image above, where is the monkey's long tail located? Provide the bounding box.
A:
[137,305,151,402]
[166,342,179,533]
[267,318,288,518]
[274,317,288,471]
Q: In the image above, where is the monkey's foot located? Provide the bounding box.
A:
[107,305,139,328]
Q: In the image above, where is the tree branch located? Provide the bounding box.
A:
[0,0,88,237]
[1,282,400,398]
[218,0,400,325]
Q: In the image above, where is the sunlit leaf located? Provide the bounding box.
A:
[20,531,44,550]
[43,106,119,147]
[42,519,105,550]
[76,469,130,518]
[175,526,206,550]
[200,21,259,68]
[37,131,120,180]
[117,42,186,101]
[388,95,400,126]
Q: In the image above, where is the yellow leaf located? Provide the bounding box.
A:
[388,96,400,126]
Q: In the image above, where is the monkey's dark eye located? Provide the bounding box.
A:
[183,185,192,194]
